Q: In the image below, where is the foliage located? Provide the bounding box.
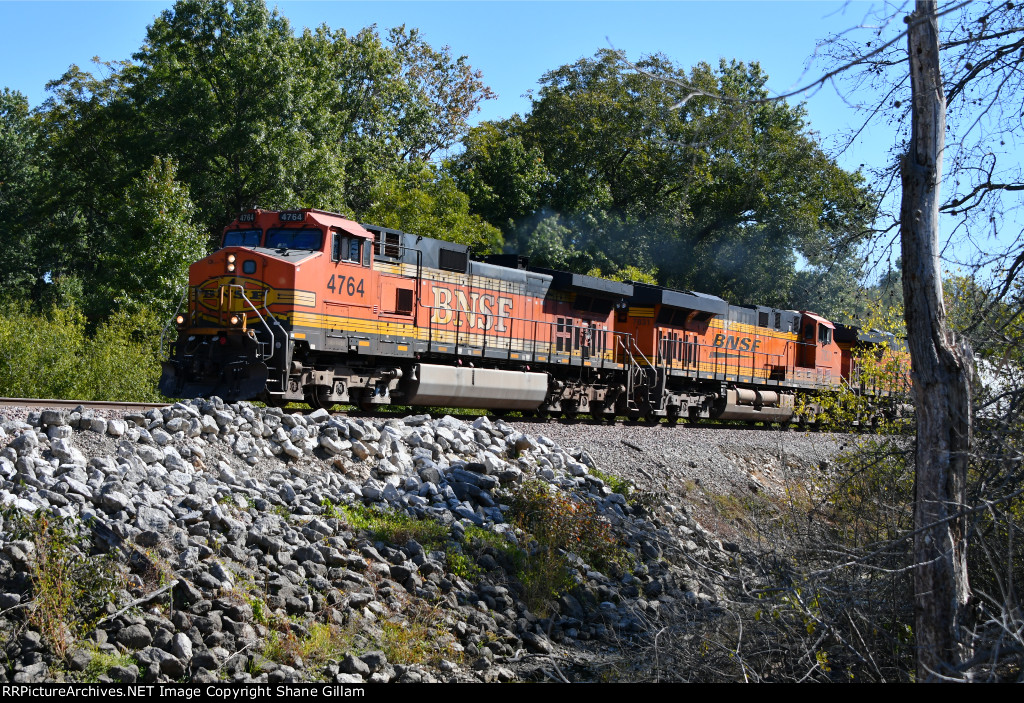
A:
[377,604,461,666]
[0,89,41,300]
[260,602,457,669]
[443,546,480,582]
[586,467,633,497]
[798,290,911,431]
[81,649,137,684]
[0,301,165,401]
[447,117,553,237]
[451,49,875,305]
[3,508,123,660]
[20,0,496,326]
[363,164,503,254]
[339,502,449,549]
[97,157,207,319]
[508,479,629,614]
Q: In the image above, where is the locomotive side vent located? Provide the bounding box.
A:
[439,248,469,273]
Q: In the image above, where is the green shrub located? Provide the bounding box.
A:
[0,300,164,402]
[588,467,632,497]
[3,509,123,659]
[508,480,630,614]
[82,649,137,683]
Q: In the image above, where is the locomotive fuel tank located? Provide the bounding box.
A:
[403,364,549,409]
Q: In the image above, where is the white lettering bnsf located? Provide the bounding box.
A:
[430,286,514,331]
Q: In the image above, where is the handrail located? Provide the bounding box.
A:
[224,284,275,361]
[419,304,625,366]
[159,286,190,359]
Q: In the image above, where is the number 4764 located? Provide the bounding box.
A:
[327,275,364,296]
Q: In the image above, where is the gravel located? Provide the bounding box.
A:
[0,399,861,683]
[509,419,855,496]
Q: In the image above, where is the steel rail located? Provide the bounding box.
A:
[0,398,171,412]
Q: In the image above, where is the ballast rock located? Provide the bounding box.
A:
[0,399,743,683]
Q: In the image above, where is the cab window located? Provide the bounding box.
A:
[266,227,323,251]
[332,231,366,264]
[818,326,832,345]
[222,229,262,247]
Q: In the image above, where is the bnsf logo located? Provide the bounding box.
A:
[430,285,514,330]
[712,334,762,352]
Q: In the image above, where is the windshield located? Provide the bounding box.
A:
[222,229,262,247]
[266,227,323,251]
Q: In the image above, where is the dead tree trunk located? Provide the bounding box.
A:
[900,0,974,681]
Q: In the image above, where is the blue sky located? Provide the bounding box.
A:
[0,1,890,171]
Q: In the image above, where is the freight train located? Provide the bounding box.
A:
[159,208,908,424]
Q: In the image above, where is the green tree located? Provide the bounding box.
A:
[452,49,874,305]
[363,165,502,253]
[28,0,496,321]
[448,117,553,236]
[99,156,207,319]
[0,89,41,299]
[127,0,345,227]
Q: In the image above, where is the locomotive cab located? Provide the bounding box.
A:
[161,208,379,403]
[794,312,842,387]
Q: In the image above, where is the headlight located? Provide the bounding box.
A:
[227,253,236,263]
[230,315,241,326]
[227,263,236,272]
[175,314,186,326]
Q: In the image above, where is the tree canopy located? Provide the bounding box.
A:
[450,49,876,309]
[7,0,495,319]
[1,1,881,324]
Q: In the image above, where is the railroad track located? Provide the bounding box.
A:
[0,397,171,413]
[0,397,896,433]
[0,396,770,428]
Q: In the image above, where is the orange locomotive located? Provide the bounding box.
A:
[160,208,904,423]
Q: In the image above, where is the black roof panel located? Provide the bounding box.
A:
[631,283,728,315]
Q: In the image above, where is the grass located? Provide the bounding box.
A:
[82,649,137,683]
[378,604,461,665]
[338,503,450,549]
[444,547,480,581]
[588,466,632,497]
[260,606,459,671]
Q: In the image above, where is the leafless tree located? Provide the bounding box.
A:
[900,1,974,679]
[620,0,1024,681]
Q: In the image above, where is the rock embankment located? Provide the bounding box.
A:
[0,400,842,683]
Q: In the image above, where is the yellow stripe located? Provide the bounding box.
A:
[274,290,316,307]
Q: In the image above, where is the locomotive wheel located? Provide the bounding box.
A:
[358,393,375,413]
[306,387,337,412]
